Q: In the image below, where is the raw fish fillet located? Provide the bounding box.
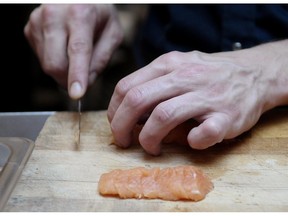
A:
[98,165,213,201]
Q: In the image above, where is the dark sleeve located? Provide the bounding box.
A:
[133,4,288,68]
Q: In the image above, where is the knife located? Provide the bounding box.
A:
[77,99,82,146]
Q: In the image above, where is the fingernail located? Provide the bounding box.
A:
[70,81,83,99]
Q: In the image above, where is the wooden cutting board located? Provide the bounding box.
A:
[5,109,288,211]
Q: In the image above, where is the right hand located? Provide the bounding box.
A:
[24,4,123,99]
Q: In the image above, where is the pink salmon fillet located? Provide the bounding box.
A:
[98,165,213,201]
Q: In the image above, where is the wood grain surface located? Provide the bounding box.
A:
[4,108,288,212]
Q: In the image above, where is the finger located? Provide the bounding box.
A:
[24,6,44,62]
[42,27,68,88]
[187,113,231,149]
[138,93,208,155]
[107,51,188,122]
[89,16,123,83]
[67,19,94,100]
[110,71,196,149]
[107,65,165,123]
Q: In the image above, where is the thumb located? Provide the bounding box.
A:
[187,113,231,149]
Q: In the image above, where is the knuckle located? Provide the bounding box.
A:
[152,51,183,73]
[68,40,91,55]
[124,87,145,108]
[41,5,58,25]
[163,50,181,59]
[187,50,205,63]
[203,121,222,140]
[68,4,95,21]
[114,78,131,98]
[153,103,174,124]
[156,51,180,65]
[28,7,41,29]
[190,50,202,58]
[156,51,178,65]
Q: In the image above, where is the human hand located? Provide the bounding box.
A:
[24,4,123,99]
[107,48,285,155]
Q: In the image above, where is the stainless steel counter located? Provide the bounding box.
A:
[0,112,55,211]
[0,112,55,141]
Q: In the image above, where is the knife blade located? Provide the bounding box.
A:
[77,99,82,146]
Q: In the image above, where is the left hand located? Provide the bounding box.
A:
[107,48,285,155]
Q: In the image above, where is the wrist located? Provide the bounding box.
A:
[230,40,288,112]
[254,40,288,110]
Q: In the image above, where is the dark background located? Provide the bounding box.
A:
[0,4,46,112]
